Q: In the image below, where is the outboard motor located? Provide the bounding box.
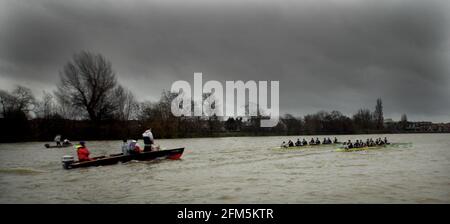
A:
[62,155,75,169]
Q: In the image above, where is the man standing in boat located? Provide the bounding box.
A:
[143,129,159,152]
[54,134,62,147]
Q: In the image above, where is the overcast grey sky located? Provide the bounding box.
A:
[1,0,449,122]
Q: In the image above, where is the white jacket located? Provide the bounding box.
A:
[143,130,154,141]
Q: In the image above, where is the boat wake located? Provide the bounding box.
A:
[0,167,46,175]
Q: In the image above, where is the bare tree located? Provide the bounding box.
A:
[0,86,35,118]
[353,108,374,131]
[35,91,59,119]
[113,85,139,120]
[374,98,384,130]
[55,97,78,119]
[401,114,408,123]
[55,51,120,121]
[0,90,13,117]
[138,91,182,138]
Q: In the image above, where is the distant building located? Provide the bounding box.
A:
[384,118,394,124]
[383,118,396,130]
[405,121,450,133]
[383,118,450,133]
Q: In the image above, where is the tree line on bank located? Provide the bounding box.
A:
[0,52,415,142]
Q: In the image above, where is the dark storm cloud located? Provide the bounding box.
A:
[0,0,449,121]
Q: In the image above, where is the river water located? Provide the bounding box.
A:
[0,134,449,203]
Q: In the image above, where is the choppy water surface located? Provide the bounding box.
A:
[1,134,449,203]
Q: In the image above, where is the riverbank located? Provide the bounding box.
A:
[1,129,449,143]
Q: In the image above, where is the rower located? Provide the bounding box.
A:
[76,141,92,162]
[361,140,367,147]
[384,137,389,144]
[376,138,381,145]
[288,140,294,147]
[315,138,320,145]
[323,138,327,144]
[334,137,338,143]
[309,138,315,145]
[302,139,308,145]
[347,140,353,149]
[295,139,302,146]
[281,141,287,148]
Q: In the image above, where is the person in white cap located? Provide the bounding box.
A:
[128,140,142,154]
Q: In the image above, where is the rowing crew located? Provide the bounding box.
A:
[281,137,338,148]
[343,137,389,149]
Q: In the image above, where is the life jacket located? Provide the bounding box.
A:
[77,147,91,162]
